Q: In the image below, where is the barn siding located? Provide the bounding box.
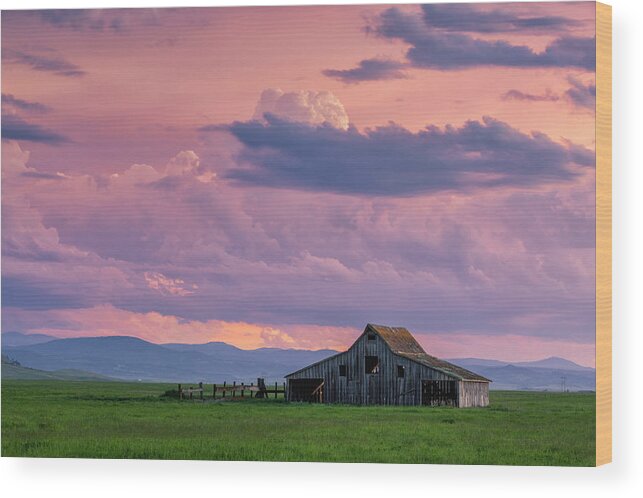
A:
[458,381,489,407]
[287,331,478,406]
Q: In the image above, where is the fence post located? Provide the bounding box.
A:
[241,382,245,397]
[213,384,216,399]
[199,382,203,400]
[275,381,278,399]
[283,382,286,401]
[223,381,226,398]
[178,383,182,400]
[232,381,236,397]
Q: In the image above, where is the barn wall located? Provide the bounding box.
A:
[287,331,468,406]
[458,381,489,407]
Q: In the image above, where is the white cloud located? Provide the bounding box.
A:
[144,271,195,296]
[165,150,200,176]
[253,89,349,130]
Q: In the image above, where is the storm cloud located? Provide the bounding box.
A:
[376,8,595,71]
[326,6,595,80]
[220,114,594,195]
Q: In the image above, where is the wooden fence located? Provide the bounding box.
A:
[178,378,285,400]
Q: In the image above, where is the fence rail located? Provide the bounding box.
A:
[178,379,286,400]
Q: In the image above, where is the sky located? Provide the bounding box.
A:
[1,2,597,366]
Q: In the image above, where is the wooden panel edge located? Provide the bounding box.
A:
[595,1,612,467]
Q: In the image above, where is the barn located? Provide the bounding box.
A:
[285,324,490,408]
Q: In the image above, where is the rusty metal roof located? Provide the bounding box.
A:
[366,324,490,382]
[396,351,491,382]
[366,324,427,355]
[285,323,490,382]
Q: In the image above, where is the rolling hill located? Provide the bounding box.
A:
[2,334,337,383]
[2,331,57,347]
[2,355,118,381]
[2,333,595,390]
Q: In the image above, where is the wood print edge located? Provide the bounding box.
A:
[595,0,612,467]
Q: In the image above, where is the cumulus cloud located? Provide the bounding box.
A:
[160,149,214,183]
[2,49,86,77]
[1,143,135,310]
[144,272,196,297]
[220,114,593,196]
[251,89,349,130]
[323,58,408,84]
[2,140,596,347]
[107,150,215,192]
[0,143,212,311]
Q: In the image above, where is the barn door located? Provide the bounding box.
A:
[421,380,457,406]
[289,379,324,402]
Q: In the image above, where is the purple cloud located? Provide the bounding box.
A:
[2,49,86,77]
[421,3,583,34]
[502,78,596,111]
[564,76,596,110]
[217,114,593,196]
[502,89,560,102]
[36,9,124,32]
[376,8,595,71]
[2,93,51,113]
[325,7,595,80]
[1,114,70,144]
[1,141,596,343]
[323,58,408,83]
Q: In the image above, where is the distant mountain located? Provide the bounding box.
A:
[2,336,337,383]
[512,356,594,372]
[445,358,509,368]
[2,355,118,381]
[447,356,592,371]
[1,331,57,347]
[163,341,337,366]
[2,335,595,390]
[447,357,595,391]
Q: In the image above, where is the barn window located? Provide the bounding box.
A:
[397,365,405,378]
[365,356,379,374]
[367,333,376,341]
[339,365,347,377]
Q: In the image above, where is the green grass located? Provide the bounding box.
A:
[1,380,595,465]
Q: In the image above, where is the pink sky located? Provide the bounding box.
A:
[2,3,597,366]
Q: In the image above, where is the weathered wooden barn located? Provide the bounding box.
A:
[286,324,490,407]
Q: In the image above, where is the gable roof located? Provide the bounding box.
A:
[285,323,490,382]
[366,324,489,382]
[366,324,426,355]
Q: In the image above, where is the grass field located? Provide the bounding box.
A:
[1,380,595,465]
